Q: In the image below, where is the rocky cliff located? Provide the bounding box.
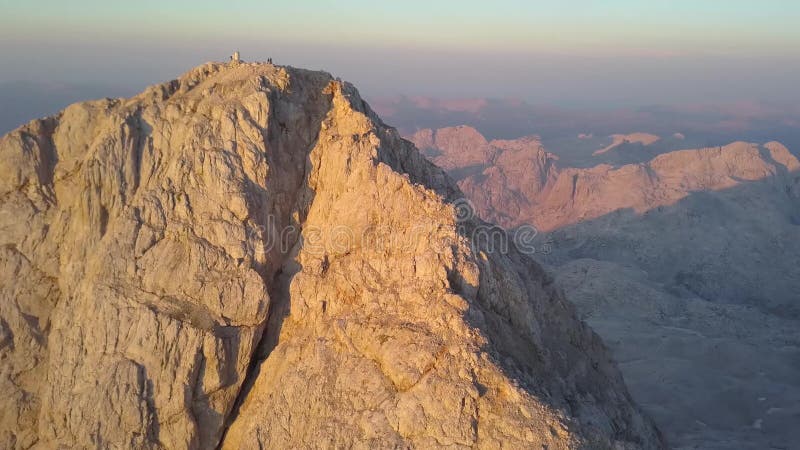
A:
[0,63,662,449]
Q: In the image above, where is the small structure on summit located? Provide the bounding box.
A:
[230,51,241,64]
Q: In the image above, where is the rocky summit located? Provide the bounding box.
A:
[0,62,663,448]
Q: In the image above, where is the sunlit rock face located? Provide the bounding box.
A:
[0,63,663,449]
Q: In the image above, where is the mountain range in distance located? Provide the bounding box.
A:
[1,63,798,450]
[5,85,800,159]
[409,124,800,449]
[373,95,800,164]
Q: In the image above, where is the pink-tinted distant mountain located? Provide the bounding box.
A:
[376,96,800,159]
[409,124,800,449]
[410,125,799,231]
[593,133,661,155]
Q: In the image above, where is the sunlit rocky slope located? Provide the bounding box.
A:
[0,62,664,449]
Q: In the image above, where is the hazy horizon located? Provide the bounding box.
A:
[2,1,800,107]
[2,1,800,148]
[2,4,800,450]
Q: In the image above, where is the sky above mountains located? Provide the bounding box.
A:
[1,1,799,106]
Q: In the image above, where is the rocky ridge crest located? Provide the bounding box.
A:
[0,62,662,449]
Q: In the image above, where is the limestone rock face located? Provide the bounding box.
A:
[0,63,662,449]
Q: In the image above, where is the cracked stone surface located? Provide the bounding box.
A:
[0,62,663,449]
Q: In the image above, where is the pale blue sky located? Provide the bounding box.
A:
[1,1,799,105]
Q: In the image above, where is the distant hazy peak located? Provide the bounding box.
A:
[593,132,661,156]
[411,125,797,231]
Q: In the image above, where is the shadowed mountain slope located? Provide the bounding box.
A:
[412,125,800,449]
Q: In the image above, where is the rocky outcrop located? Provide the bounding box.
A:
[0,63,662,448]
[410,127,560,229]
[411,125,496,172]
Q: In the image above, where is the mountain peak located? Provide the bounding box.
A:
[0,62,662,449]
